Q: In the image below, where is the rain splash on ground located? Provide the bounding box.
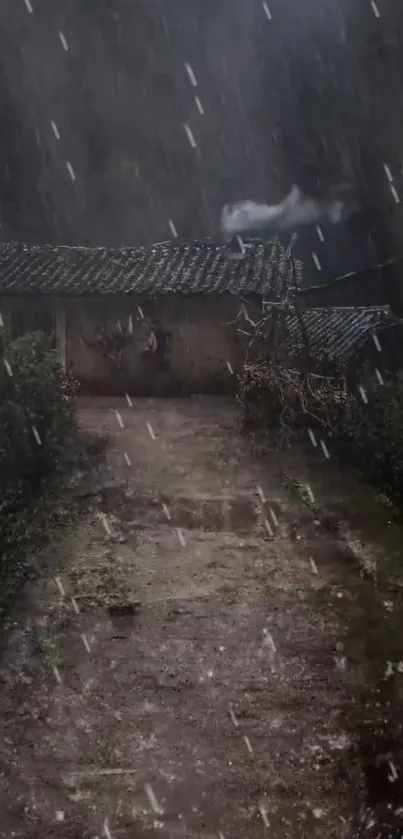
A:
[1,396,403,839]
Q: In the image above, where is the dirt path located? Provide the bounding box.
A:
[1,396,403,839]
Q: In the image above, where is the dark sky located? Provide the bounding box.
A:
[1,0,403,282]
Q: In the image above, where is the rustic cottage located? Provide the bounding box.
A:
[0,239,398,395]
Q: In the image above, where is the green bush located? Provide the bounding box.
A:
[0,327,78,588]
[336,375,403,512]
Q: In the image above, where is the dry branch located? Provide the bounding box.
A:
[236,240,352,441]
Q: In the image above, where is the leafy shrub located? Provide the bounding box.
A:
[336,374,403,512]
[0,327,78,590]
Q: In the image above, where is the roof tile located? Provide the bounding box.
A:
[0,239,298,297]
[284,306,393,361]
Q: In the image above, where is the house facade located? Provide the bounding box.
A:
[0,239,399,395]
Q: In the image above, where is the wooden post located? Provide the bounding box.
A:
[55,303,66,372]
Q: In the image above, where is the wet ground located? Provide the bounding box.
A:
[1,396,403,838]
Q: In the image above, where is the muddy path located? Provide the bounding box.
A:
[0,396,403,839]
[279,444,403,836]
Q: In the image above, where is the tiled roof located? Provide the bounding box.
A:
[0,239,300,297]
[284,306,393,361]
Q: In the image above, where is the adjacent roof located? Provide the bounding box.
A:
[0,239,300,297]
[284,306,393,361]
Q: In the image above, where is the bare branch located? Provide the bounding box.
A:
[235,240,352,442]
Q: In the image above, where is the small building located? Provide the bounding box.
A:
[0,240,399,395]
[281,306,397,372]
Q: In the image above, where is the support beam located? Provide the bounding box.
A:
[55,304,66,372]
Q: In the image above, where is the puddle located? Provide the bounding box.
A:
[98,486,281,535]
[108,601,141,632]
[163,496,260,534]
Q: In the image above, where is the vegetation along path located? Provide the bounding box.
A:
[1,396,403,839]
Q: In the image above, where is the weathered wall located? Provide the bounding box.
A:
[0,294,245,396]
[66,294,244,395]
[3,282,399,396]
